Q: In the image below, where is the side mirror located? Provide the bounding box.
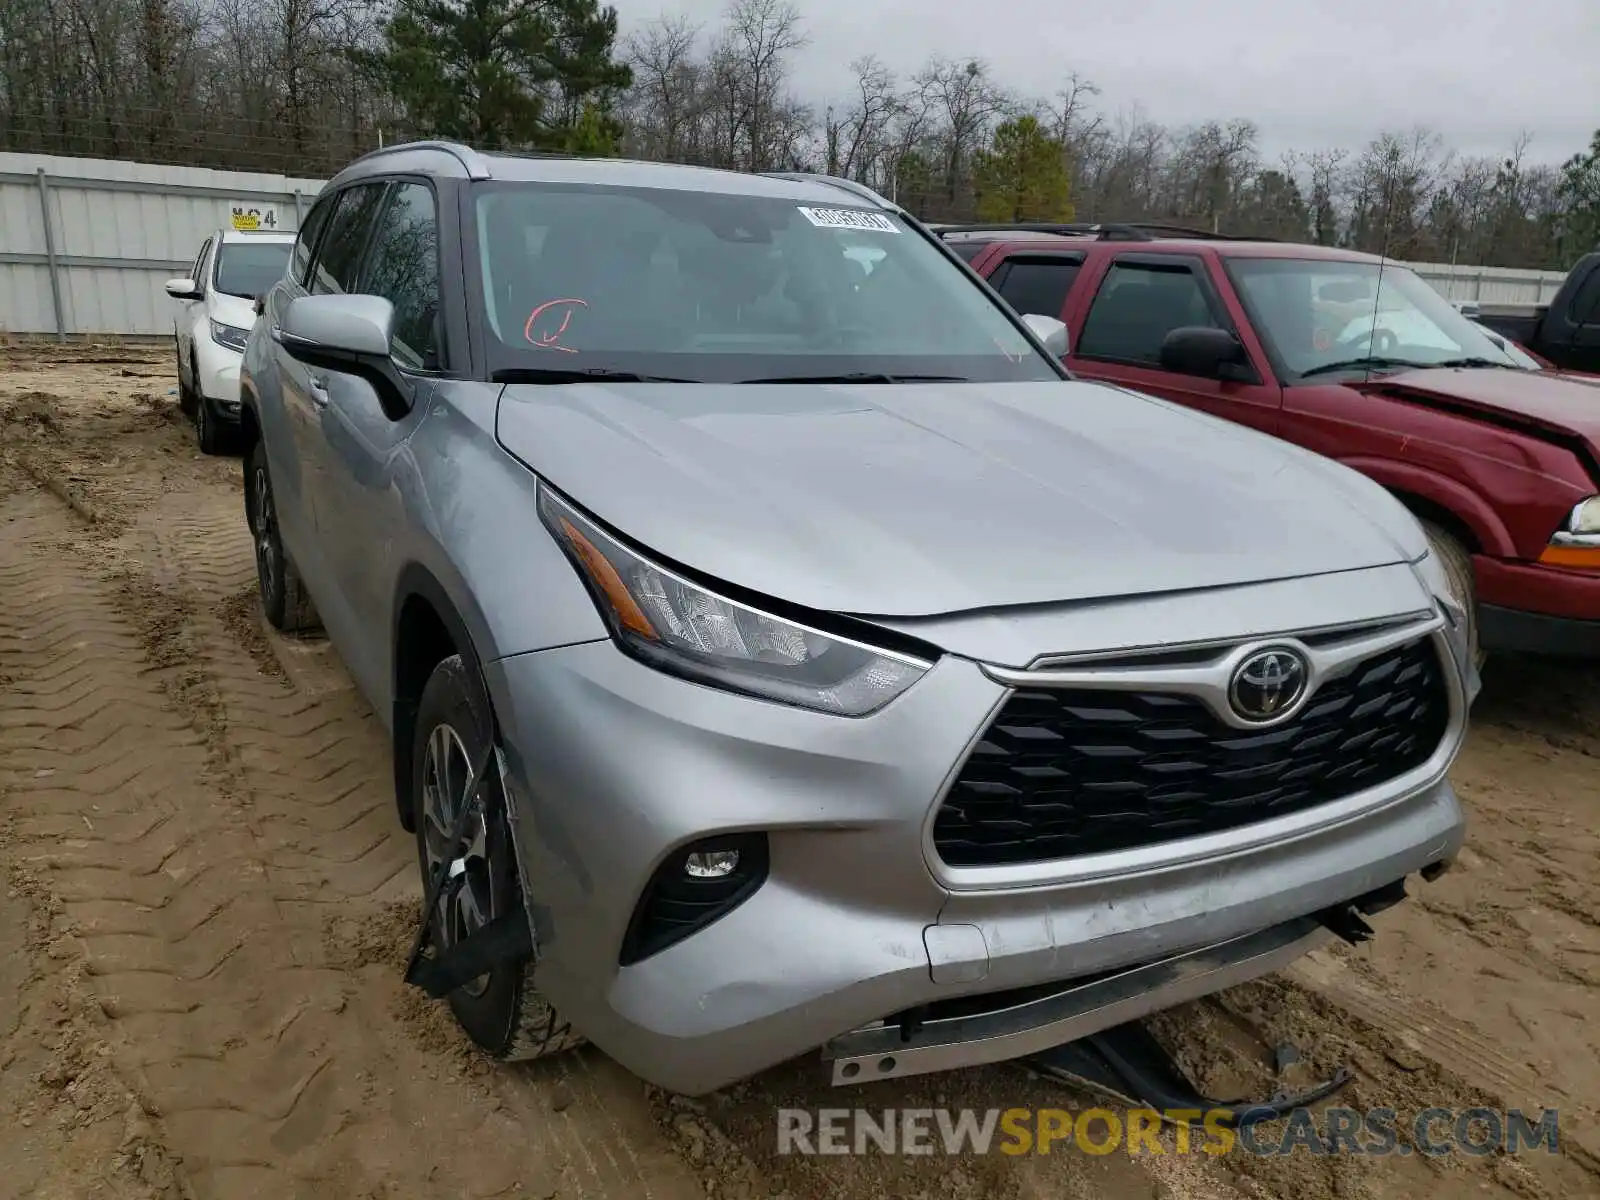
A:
[1159,326,1254,382]
[1021,312,1070,358]
[273,294,412,413]
[274,293,396,362]
[165,277,203,301]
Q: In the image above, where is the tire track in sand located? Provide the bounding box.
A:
[1,450,703,1198]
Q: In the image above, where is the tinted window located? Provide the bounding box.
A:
[947,242,985,262]
[473,183,1058,385]
[993,258,1081,320]
[214,240,293,299]
[292,196,335,286]
[1570,268,1600,327]
[309,184,386,296]
[357,183,442,370]
[1078,261,1222,366]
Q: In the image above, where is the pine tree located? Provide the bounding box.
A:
[368,0,632,153]
[973,116,1074,224]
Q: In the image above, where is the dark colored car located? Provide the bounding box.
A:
[942,222,1600,661]
[1475,251,1600,375]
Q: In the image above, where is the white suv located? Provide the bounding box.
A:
[167,229,295,453]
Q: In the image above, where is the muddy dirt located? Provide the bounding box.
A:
[2,344,1598,1200]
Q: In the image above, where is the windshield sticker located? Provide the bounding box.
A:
[525,297,588,353]
[797,207,898,234]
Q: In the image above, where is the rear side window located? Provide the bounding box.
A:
[947,242,985,263]
[357,183,443,370]
[991,258,1081,320]
[1570,268,1600,327]
[309,183,387,296]
[292,196,334,286]
[1077,260,1223,366]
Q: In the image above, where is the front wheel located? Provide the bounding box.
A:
[411,654,584,1062]
[246,440,319,633]
[176,338,197,418]
[1422,520,1483,670]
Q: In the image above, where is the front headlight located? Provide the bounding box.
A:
[1540,496,1600,567]
[209,319,250,353]
[1562,497,1600,539]
[538,487,931,716]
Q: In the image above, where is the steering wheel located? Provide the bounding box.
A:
[1335,326,1398,357]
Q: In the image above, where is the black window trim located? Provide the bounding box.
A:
[1075,251,1251,376]
[292,190,341,289]
[192,237,214,290]
[350,173,453,378]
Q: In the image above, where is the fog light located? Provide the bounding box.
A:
[685,849,739,878]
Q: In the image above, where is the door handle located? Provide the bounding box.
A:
[308,375,330,407]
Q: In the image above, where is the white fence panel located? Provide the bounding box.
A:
[0,153,325,336]
[1402,261,1568,309]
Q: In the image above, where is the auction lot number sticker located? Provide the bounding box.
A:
[797,207,899,233]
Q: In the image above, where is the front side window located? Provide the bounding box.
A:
[309,183,386,296]
[1226,257,1523,376]
[213,240,294,299]
[1077,261,1223,366]
[357,183,442,370]
[472,183,1059,384]
[190,238,213,287]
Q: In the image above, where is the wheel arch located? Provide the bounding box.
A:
[391,562,494,832]
[1334,456,1514,558]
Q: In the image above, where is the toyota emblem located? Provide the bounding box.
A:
[1229,647,1310,722]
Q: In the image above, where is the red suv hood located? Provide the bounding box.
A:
[1365,367,1600,458]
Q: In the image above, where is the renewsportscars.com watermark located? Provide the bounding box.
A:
[776,1106,1562,1158]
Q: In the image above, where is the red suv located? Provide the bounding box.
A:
[941,222,1600,663]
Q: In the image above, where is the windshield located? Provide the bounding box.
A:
[213,240,292,299]
[1225,258,1524,376]
[472,183,1058,383]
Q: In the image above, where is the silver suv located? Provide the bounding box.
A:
[238,141,1474,1096]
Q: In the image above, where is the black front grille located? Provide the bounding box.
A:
[933,638,1449,867]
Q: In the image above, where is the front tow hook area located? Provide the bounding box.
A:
[1029,1021,1354,1129]
[828,875,1431,1122]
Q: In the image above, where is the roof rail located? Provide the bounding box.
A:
[933,221,1279,243]
[761,172,896,210]
[347,139,494,181]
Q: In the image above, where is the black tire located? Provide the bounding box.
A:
[195,392,226,456]
[246,440,319,633]
[411,654,584,1062]
[176,339,197,418]
[1422,520,1483,669]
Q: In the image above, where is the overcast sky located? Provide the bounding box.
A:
[636,0,1600,164]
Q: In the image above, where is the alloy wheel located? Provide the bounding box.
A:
[420,722,494,997]
[253,465,277,601]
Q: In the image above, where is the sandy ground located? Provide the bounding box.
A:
[1,339,1598,1200]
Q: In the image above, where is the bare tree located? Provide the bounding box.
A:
[915,56,1008,215]
[623,13,702,162]
[823,54,897,181]
[718,0,806,171]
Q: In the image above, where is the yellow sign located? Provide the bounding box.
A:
[229,204,281,232]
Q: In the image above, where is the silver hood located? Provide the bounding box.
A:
[496,379,1420,618]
